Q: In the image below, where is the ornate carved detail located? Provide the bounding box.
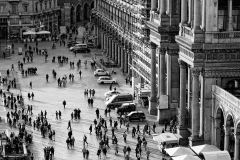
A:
[204,68,240,78]
[178,60,187,69]
[149,42,157,49]
[167,49,179,56]
[191,68,201,77]
[179,46,194,59]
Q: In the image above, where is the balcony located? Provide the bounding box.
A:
[19,12,34,16]
[8,0,19,1]
[205,31,240,44]
[0,12,10,16]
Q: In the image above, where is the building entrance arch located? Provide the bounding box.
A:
[215,107,225,150]
[225,114,235,158]
[76,4,81,23]
[70,6,75,25]
[83,3,89,21]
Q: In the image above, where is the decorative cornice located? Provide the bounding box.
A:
[204,68,240,78]
[191,68,201,77]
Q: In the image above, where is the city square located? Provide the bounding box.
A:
[0,0,240,159]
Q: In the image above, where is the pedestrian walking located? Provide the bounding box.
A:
[89,124,92,134]
[146,148,150,160]
[59,110,61,119]
[153,122,156,133]
[31,92,34,100]
[114,144,119,155]
[63,100,66,108]
[136,124,141,134]
[123,131,127,143]
[86,149,89,159]
[97,148,101,159]
[29,81,32,89]
[127,146,131,156]
[79,70,82,78]
[96,108,100,119]
[123,146,127,157]
[164,119,168,131]
[83,134,88,146]
[82,147,86,158]
[67,120,71,130]
[11,64,14,71]
[46,74,49,82]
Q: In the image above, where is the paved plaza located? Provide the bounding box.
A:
[0,41,163,160]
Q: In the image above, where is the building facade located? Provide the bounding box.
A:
[94,0,240,159]
[57,0,94,29]
[0,0,60,40]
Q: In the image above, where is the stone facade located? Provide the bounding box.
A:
[57,0,94,29]
[0,0,60,39]
[94,0,240,159]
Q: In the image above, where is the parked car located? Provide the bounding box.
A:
[104,90,121,98]
[127,111,146,121]
[67,41,80,48]
[116,103,136,115]
[94,69,110,76]
[97,76,117,84]
[70,43,88,51]
[74,47,90,53]
[106,94,133,109]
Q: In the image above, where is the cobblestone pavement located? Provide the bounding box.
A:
[0,41,164,160]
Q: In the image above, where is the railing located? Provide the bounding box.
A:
[213,31,240,39]
[183,26,193,37]
[212,85,240,117]
[0,12,10,15]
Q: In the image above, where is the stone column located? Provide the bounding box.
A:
[115,42,118,63]
[166,53,171,96]
[181,0,188,24]
[160,0,167,15]
[234,136,240,160]
[158,0,161,12]
[121,47,124,71]
[148,42,157,115]
[179,60,187,126]
[125,51,128,73]
[112,40,115,60]
[215,119,221,148]
[188,0,193,25]
[117,44,120,65]
[151,0,157,11]
[194,0,201,30]
[101,32,104,50]
[224,127,230,151]
[128,53,131,75]
[227,0,233,31]
[159,50,165,96]
[191,68,200,137]
[187,66,192,127]
[109,38,112,58]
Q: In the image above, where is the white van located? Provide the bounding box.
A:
[106,94,133,109]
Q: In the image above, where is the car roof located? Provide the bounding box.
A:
[127,111,144,116]
[99,76,110,79]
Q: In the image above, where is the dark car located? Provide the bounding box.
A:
[117,103,136,115]
[67,41,79,48]
[74,47,90,53]
[127,111,146,121]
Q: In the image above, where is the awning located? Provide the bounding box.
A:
[200,151,231,160]
[37,31,51,34]
[165,147,196,157]
[172,155,201,160]
[23,30,36,35]
[191,144,220,155]
[152,133,182,144]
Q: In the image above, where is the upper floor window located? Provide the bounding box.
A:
[40,3,42,10]
[12,4,18,14]
[35,3,38,12]
[45,2,47,9]
[49,1,51,8]
[23,5,28,13]
[0,5,5,12]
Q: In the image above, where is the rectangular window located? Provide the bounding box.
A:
[10,18,19,25]
[45,2,47,9]
[21,17,31,24]
[40,3,42,10]
[0,5,5,12]
[23,5,28,12]
[35,4,38,12]
[12,4,18,14]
